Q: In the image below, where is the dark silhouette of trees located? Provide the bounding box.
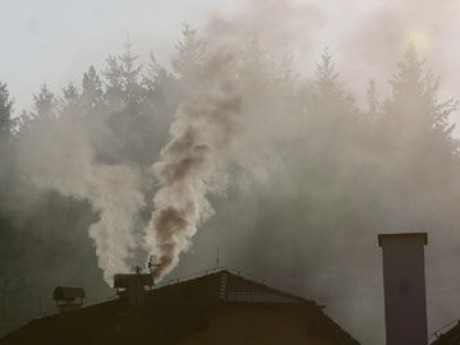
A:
[0,81,13,140]
[99,42,178,165]
[119,42,143,108]
[81,65,104,113]
[140,53,181,162]
[103,42,143,110]
[61,82,81,116]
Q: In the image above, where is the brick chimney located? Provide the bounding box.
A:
[378,232,428,345]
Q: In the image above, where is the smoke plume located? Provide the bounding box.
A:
[14,114,145,284]
[146,45,242,281]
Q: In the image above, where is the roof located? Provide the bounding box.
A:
[431,321,460,345]
[0,269,360,345]
[174,269,313,305]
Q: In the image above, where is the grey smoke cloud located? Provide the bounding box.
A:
[13,114,146,284]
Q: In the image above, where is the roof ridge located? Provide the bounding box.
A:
[148,267,319,307]
[219,271,317,305]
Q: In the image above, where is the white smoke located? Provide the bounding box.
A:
[14,115,145,284]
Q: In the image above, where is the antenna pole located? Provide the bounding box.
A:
[216,246,220,268]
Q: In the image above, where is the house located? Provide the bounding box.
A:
[0,269,360,345]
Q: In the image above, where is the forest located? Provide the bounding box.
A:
[0,24,459,344]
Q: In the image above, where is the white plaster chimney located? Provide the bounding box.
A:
[378,232,428,345]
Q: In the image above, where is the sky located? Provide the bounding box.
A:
[4,0,460,120]
[0,0,243,113]
[3,0,460,121]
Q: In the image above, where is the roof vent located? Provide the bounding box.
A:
[53,286,85,313]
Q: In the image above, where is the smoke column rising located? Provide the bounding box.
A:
[146,47,242,281]
[15,115,146,284]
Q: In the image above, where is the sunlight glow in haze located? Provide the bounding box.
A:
[405,28,431,55]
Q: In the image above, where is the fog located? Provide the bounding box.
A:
[2,1,460,345]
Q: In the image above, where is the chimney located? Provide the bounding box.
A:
[378,232,428,345]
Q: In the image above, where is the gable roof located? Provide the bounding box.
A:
[0,268,359,345]
[154,269,313,306]
[220,270,308,304]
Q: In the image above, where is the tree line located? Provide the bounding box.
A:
[0,26,459,339]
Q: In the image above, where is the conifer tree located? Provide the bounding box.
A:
[61,82,80,116]
[172,24,206,84]
[119,42,142,107]
[380,47,457,163]
[0,81,13,139]
[305,49,359,144]
[81,65,104,113]
[103,55,124,110]
[376,47,458,192]
[32,84,56,120]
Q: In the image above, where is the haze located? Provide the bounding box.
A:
[2,2,460,345]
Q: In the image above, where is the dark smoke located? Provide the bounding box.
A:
[146,47,242,280]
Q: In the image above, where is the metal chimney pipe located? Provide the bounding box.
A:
[378,233,428,345]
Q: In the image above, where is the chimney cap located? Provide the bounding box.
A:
[378,232,428,247]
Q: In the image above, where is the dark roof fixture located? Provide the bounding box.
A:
[53,287,86,302]
[114,265,154,307]
[53,286,85,313]
[113,274,153,289]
